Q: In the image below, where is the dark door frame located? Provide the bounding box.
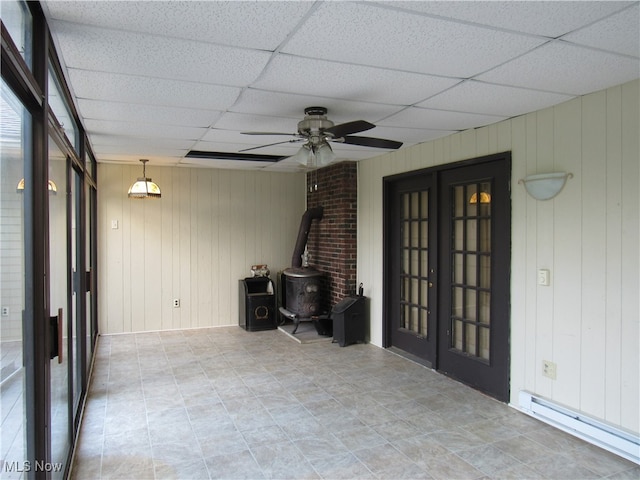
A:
[383,152,512,397]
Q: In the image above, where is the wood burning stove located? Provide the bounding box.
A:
[279,206,327,334]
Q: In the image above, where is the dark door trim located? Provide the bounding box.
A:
[383,152,512,401]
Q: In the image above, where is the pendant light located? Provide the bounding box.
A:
[128,159,161,199]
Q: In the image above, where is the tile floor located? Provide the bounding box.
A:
[70,327,638,479]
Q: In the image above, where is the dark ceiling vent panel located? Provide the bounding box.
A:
[185,150,285,163]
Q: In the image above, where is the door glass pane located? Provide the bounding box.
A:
[399,188,430,338]
[450,181,492,361]
[85,183,93,366]
[49,139,70,478]
[71,168,82,416]
[48,64,78,153]
[0,78,29,476]
[0,0,33,68]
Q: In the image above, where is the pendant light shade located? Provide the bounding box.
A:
[292,144,313,167]
[315,143,335,166]
[128,159,161,199]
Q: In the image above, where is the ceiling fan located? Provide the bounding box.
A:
[240,107,402,166]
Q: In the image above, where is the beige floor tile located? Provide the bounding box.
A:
[71,327,636,480]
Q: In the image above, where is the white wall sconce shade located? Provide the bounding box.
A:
[128,159,161,199]
[518,172,573,200]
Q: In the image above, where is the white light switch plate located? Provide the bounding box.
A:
[538,269,550,286]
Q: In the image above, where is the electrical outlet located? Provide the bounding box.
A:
[542,360,557,380]
[1,307,9,316]
[173,299,180,308]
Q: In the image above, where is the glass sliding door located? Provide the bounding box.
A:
[48,139,71,479]
[85,180,96,370]
[3,1,99,475]
[0,77,30,478]
[71,166,83,423]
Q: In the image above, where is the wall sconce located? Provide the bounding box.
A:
[518,172,573,201]
[469,191,491,204]
[16,178,58,194]
[128,159,161,199]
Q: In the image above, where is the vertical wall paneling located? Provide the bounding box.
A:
[619,80,639,431]
[604,86,623,425]
[509,114,527,397]
[523,113,539,391]
[534,107,555,398]
[552,98,582,407]
[580,91,607,418]
[98,165,305,334]
[357,79,639,436]
[160,167,173,331]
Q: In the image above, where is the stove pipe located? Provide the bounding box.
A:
[291,206,323,267]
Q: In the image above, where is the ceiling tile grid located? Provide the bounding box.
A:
[41,1,639,171]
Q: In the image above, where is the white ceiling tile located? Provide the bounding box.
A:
[68,69,241,110]
[363,126,456,145]
[98,155,181,166]
[41,0,639,170]
[44,1,314,50]
[281,2,545,77]
[253,55,461,105]
[477,41,640,95]
[77,99,222,128]
[230,89,404,124]
[93,146,185,160]
[180,158,279,170]
[418,81,575,117]
[89,134,195,150]
[53,21,271,86]
[562,4,639,57]
[384,1,634,38]
[379,107,507,131]
[198,129,294,147]
[84,119,206,141]
[213,112,302,135]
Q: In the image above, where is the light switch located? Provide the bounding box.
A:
[538,269,550,286]
[111,220,119,230]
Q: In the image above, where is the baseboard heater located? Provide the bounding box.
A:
[519,391,639,464]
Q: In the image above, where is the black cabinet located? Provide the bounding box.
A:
[332,296,367,346]
[239,278,276,331]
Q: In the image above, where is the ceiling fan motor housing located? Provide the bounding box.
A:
[298,107,335,145]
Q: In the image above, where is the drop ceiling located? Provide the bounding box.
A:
[42,1,639,172]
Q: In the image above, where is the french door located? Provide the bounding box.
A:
[386,174,437,363]
[385,154,511,401]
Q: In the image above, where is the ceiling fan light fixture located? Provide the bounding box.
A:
[315,143,335,166]
[292,144,312,167]
[128,159,161,199]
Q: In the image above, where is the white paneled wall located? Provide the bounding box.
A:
[98,165,305,334]
[358,79,639,435]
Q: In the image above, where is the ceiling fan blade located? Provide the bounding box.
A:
[323,120,375,138]
[238,138,304,152]
[241,131,296,136]
[339,135,403,149]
